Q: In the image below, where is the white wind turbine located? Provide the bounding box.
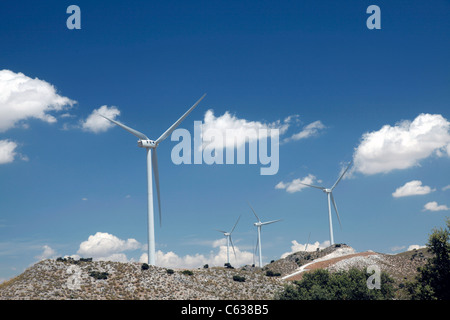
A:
[299,161,352,246]
[248,202,281,268]
[97,94,206,265]
[216,215,241,265]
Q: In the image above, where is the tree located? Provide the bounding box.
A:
[276,268,395,300]
[407,218,450,300]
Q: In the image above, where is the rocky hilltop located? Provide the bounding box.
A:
[0,244,431,300]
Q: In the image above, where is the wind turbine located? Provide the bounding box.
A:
[248,202,281,267]
[216,215,240,265]
[299,161,352,246]
[97,94,206,265]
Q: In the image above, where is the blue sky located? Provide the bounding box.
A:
[1,0,450,281]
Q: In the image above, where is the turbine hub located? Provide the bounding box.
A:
[323,188,332,193]
[138,139,157,148]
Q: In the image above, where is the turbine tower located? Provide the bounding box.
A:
[97,94,206,265]
[216,215,240,265]
[248,202,281,268]
[299,161,352,246]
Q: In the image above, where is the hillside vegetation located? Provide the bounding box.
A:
[0,244,432,300]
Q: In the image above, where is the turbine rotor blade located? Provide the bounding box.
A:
[230,236,237,259]
[247,201,261,222]
[254,233,259,259]
[261,219,282,226]
[331,161,353,190]
[152,148,162,227]
[98,114,149,140]
[298,182,325,190]
[305,232,311,252]
[215,229,227,234]
[330,193,342,230]
[155,94,206,144]
[230,215,241,234]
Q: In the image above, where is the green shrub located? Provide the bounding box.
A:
[89,271,109,280]
[181,270,193,276]
[266,270,281,277]
[166,269,174,275]
[233,275,246,282]
[276,268,395,300]
[406,218,450,300]
[141,263,149,270]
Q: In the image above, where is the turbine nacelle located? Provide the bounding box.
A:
[323,188,332,193]
[138,139,157,148]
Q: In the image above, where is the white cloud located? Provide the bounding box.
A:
[139,240,254,269]
[392,180,435,198]
[352,113,450,175]
[283,120,326,142]
[281,240,330,258]
[442,185,450,191]
[390,245,406,252]
[36,245,57,260]
[201,109,289,151]
[407,244,426,251]
[0,69,76,132]
[81,105,120,133]
[77,232,142,261]
[201,110,324,151]
[0,140,17,164]
[275,174,317,193]
[423,201,450,212]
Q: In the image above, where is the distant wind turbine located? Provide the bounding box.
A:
[216,215,241,265]
[299,161,352,246]
[97,94,206,265]
[248,202,281,267]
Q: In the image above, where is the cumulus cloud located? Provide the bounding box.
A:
[352,113,450,175]
[281,240,330,258]
[0,140,17,164]
[423,201,450,212]
[77,232,142,261]
[36,245,57,260]
[0,69,76,132]
[392,180,435,198]
[201,110,324,151]
[442,185,450,191]
[201,109,288,151]
[407,244,426,251]
[81,105,121,133]
[275,174,317,193]
[139,240,254,269]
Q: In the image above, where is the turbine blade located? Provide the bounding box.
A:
[298,182,325,190]
[247,201,261,222]
[261,219,282,226]
[305,232,311,252]
[230,236,237,259]
[330,193,342,230]
[230,215,241,234]
[152,148,162,227]
[215,229,227,234]
[155,94,206,144]
[331,161,353,190]
[254,233,259,258]
[98,114,149,140]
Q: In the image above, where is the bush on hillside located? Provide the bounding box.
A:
[276,268,395,300]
